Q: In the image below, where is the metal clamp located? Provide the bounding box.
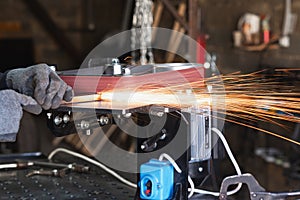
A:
[219,173,300,200]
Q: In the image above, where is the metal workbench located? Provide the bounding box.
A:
[0,152,136,200]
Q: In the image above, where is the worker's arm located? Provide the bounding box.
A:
[0,89,41,142]
[0,64,73,141]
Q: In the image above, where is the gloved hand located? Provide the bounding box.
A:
[6,63,73,110]
[0,89,42,142]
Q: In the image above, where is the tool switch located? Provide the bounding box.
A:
[139,159,174,199]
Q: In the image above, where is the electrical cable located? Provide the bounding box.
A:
[47,148,137,188]
[158,153,194,198]
[188,175,195,198]
[159,126,242,198]
[158,153,182,173]
[212,127,242,194]
[188,127,242,197]
[47,126,241,197]
[175,110,189,125]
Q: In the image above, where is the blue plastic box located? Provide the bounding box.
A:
[140,159,174,199]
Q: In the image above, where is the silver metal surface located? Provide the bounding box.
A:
[129,62,201,75]
[154,63,200,72]
[59,63,201,77]
[189,106,211,162]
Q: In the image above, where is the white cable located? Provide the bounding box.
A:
[212,127,242,195]
[47,126,241,197]
[47,148,137,188]
[158,153,182,173]
[175,110,189,125]
[159,153,194,198]
[187,175,195,198]
[188,127,243,197]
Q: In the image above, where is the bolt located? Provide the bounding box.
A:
[63,114,70,123]
[80,120,90,129]
[47,113,52,119]
[204,62,210,69]
[198,167,203,172]
[98,115,109,126]
[123,112,132,118]
[54,116,62,125]
[160,133,166,140]
[156,112,164,117]
[112,58,119,64]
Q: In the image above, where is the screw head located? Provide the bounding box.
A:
[54,116,62,125]
[198,167,203,172]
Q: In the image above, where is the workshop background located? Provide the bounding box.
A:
[0,0,299,198]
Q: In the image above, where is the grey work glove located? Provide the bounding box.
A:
[0,89,42,142]
[6,63,74,110]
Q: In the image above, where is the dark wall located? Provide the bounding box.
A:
[0,38,34,71]
[199,0,300,74]
[0,0,129,70]
[80,0,130,57]
[0,0,299,73]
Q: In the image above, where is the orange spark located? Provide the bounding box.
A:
[74,69,300,145]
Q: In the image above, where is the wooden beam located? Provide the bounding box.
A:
[160,0,189,31]
[166,2,186,62]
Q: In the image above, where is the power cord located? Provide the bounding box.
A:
[187,127,242,197]
[47,148,137,188]
[158,153,195,198]
[158,127,242,198]
[48,126,241,198]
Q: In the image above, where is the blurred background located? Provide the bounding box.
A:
[0,0,299,197]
